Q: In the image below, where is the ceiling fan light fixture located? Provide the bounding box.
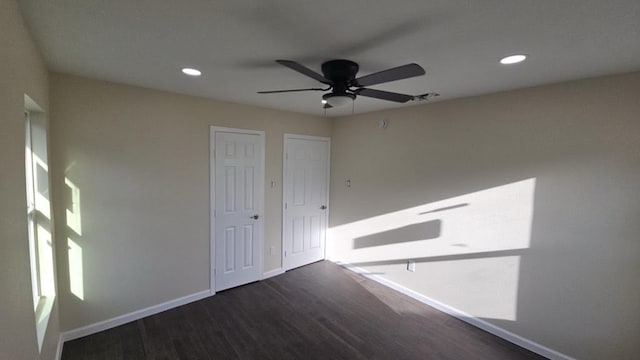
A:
[499,54,527,65]
[323,93,355,108]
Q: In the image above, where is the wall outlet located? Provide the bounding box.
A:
[407,260,416,272]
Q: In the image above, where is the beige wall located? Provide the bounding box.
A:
[0,0,60,359]
[49,73,331,330]
[329,72,640,360]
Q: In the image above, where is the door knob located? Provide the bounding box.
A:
[320,205,327,210]
[250,214,259,220]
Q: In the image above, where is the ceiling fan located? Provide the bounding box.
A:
[258,60,426,108]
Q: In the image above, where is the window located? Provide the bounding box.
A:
[24,95,55,351]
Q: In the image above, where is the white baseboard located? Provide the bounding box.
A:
[60,290,212,343]
[332,260,574,360]
[262,267,285,280]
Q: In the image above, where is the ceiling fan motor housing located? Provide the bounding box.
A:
[321,59,359,93]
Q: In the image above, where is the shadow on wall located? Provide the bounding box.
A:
[353,203,469,249]
[354,219,442,249]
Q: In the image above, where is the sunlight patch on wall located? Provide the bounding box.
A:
[328,178,536,263]
[327,178,536,321]
[65,176,84,300]
[425,255,520,320]
[68,238,84,300]
[361,255,521,320]
[65,178,82,236]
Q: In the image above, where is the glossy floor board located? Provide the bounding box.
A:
[61,261,546,359]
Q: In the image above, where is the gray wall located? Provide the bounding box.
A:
[329,72,640,360]
[49,73,332,330]
[0,0,60,358]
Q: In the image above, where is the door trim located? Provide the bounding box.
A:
[210,126,265,294]
[282,133,331,271]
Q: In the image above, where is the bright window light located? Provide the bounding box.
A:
[24,96,56,352]
[181,67,202,76]
[500,54,527,65]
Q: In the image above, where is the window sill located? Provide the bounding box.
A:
[35,295,55,351]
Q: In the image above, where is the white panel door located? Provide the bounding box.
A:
[213,129,264,291]
[283,135,330,270]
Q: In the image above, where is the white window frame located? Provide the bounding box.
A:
[25,110,42,311]
[24,98,55,352]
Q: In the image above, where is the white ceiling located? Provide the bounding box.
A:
[18,0,640,116]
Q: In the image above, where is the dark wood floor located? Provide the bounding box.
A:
[62,261,546,359]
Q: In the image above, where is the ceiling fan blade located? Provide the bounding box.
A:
[276,60,332,85]
[355,88,414,103]
[354,63,425,87]
[257,87,327,94]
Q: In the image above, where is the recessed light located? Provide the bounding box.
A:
[182,67,202,76]
[500,54,527,65]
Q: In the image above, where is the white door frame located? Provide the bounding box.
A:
[210,126,265,294]
[282,133,331,271]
